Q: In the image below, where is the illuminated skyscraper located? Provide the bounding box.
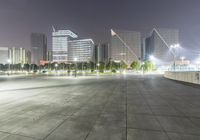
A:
[52,29,78,62]
[0,47,9,64]
[111,30,141,65]
[68,39,94,62]
[8,47,30,64]
[94,43,110,63]
[31,33,47,65]
[144,28,179,64]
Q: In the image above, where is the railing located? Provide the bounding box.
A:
[164,71,200,85]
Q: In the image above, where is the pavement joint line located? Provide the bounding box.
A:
[42,114,73,140]
[127,127,165,132]
[124,77,128,140]
[43,81,115,140]
[127,127,200,136]
[164,103,200,133]
[84,78,121,140]
[137,85,171,140]
[0,130,41,140]
[126,113,197,118]
[1,74,200,139]
[42,97,95,139]
[149,87,200,134]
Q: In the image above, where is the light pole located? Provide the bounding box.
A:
[62,63,65,72]
[97,63,100,75]
[152,29,181,71]
[170,44,180,71]
[7,59,11,75]
[180,56,185,71]
[142,62,145,75]
[180,56,185,64]
[74,58,78,77]
[119,53,126,73]
[21,64,24,73]
[55,63,58,73]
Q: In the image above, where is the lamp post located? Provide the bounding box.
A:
[119,53,126,73]
[7,59,11,75]
[109,58,112,72]
[55,63,58,73]
[180,56,185,71]
[180,56,185,64]
[74,58,78,77]
[21,64,24,73]
[170,44,180,71]
[142,62,145,75]
[97,63,100,75]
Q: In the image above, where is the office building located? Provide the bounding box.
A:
[31,33,47,65]
[111,30,141,65]
[94,43,110,63]
[52,29,78,62]
[0,47,9,64]
[143,28,179,64]
[26,51,31,64]
[68,39,94,62]
[8,47,30,64]
[47,51,53,62]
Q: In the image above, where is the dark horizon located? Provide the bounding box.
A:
[0,0,200,57]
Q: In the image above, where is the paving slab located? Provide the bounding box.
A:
[127,129,169,140]
[0,74,200,139]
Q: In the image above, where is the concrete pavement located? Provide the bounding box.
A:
[0,74,200,140]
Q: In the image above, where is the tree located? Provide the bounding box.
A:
[0,64,5,71]
[99,62,105,73]
[106,61,112,71]
[89,61,95,72]
[131,61,141,71]
[121,61,128,69]
[111,61,119,70]
[23,64,30,71]
[30,64,38,72]
[143,61,155,71]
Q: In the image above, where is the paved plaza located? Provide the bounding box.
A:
[0,74,200,140]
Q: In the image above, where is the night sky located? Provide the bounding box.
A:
[0,0,200,56]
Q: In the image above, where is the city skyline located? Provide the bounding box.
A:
[0,0,200,55]
[0,1,200,139]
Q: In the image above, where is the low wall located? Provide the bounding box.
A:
[164,71,200,85]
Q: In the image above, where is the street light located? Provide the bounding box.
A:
[152,29,181,71]
[170,44,180,49]
[97,63,100,74]
[55,63,58,73]
[170,43,181,71]
[180,56,185,64]
[149,55,154,61]
[7,59,11,75]
[119,53,126,73]
[21,64,24,73]
[74,58,78,77]
[142,62,145,75]
[180,56,185,70]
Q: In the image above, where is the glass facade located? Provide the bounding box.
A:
[94,43,110,63]
[111,30,141,65]
[0,47,8,64]
[144,28,179,64]
[52,30,78,62]
[8,48,29,64]
[31,33,47,65]
[68,39,94,62]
